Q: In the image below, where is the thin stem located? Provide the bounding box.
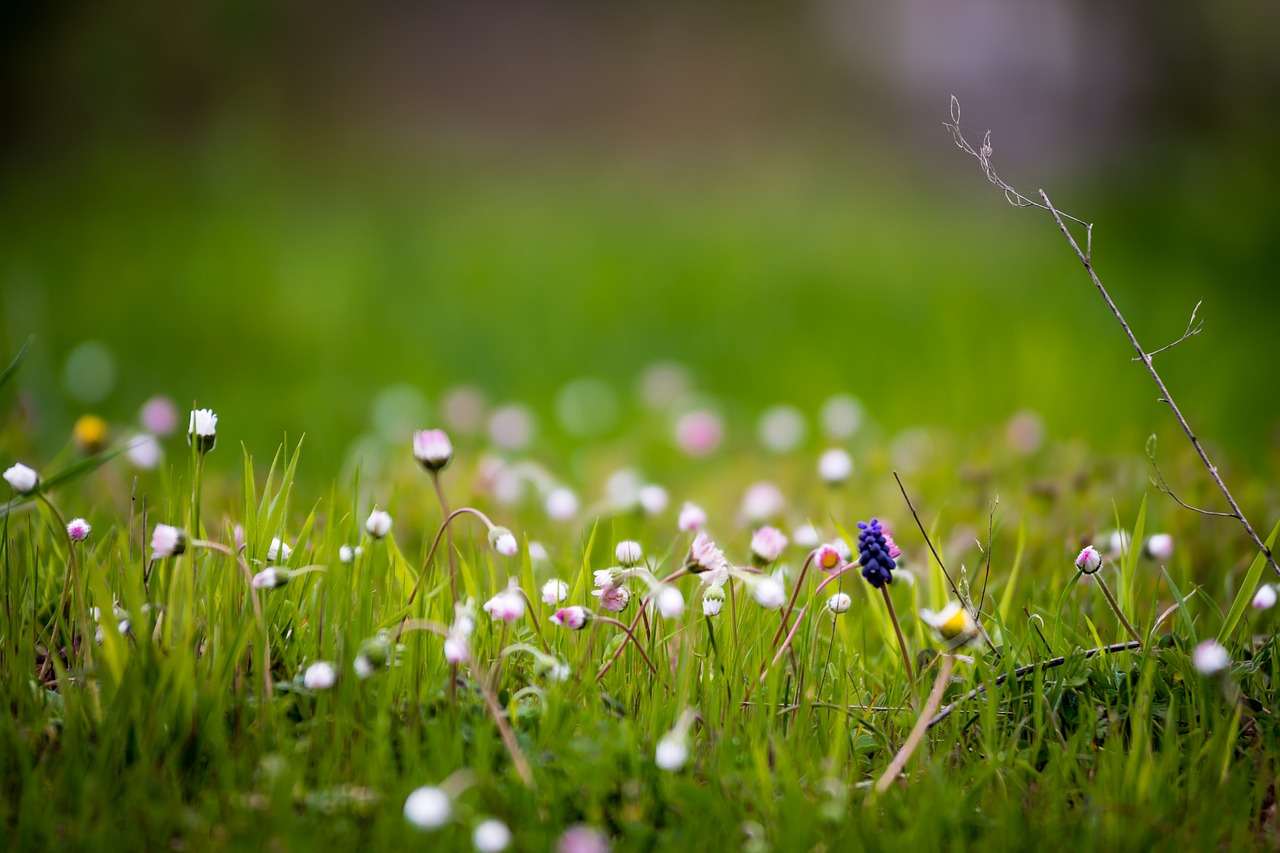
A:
[474,662,535,789]
[596,615,660,677]
[511,587,553,653]
[403,507,496,612]
[881,586,916,685]
[192,538,272,702]
[430,471,458,609]
[875,654,955,793]
[770,551,816,649]
[1092,572,1143,646]
[597,568,686,679]
[41,495,87,671]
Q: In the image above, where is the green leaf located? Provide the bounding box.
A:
[1216,518,1280,644]
[0,335,32,392]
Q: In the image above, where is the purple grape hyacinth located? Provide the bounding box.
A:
[857,518,896,588]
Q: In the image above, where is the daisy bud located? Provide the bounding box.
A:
[488,526,518,557]
[188,408,217,453]
[827,592,852,614]
[1074,545,1102,575]
[365,509,393,539]
[126,433,162,469]
[550,606,590,630]
[687,531,728,575]
[73,414,108,455]
[151,523,187,558]
[473,818,513,853]
[750,526,788,564]
[1143,533,1174,562]
[741,482,784,522]
[545,487,580,521]
[702,585,725,616]
[817,448,853,485]
[793,523,821,549]
[615,540,643,567]
[251,567,291,590]
[66,518,91,543]
[404,786,452,831]
[339,544,360,564]
[1253,584,1277,611]
[541,578,569,605]
[638,485,669,516]
[483,589,526,622]
[557,825,611,853]
[354,635,391,679]
[592,585,631,612]
[674,410,723,457]
[654,732,689,772]
[655,586,685,619]
[303,661,337,690]
[814,544,842,574]
[1192,639,1229,676]
[412,428,453,472]
[920,601,978,646]
[444,634,469,664]
[140,396,179,436]
[752,576,787,610]
[528,541,550,564]
[267,537,292,562]
[677,502,707,532]
[3,462,39,494]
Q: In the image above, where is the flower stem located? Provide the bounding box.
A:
[1093,573,1144,647]
[596,615,660,676]
[882,585,916,685]
[429,470,458,609]
[596,568,686,680]
[770,551,816,649]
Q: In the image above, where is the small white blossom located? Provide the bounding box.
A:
[488,526,518,557]
[267,537,292,562]
[752,576,787,610]
[483,589,526,622]
[741,482,784,522]
[404,786,452,831]
[638,485,669,515]
[702,586,725,616]
[655,733,688,771]
[412,429,454,471]
[615,540,643,566]
[188,408,217,452]
[473,818,513,852]
[66,518,91,542]
[151,524,186,558]
[303,661,337,690]
[827,592,852,614]
[750,526,788,563]
[251,567,290,590]
[655,586,685,619]
[793,523,821,549]
[365,509,393,539]
[3,463,38,494]
[541,578,569,605]
[1143,533,1174,562]
[1253,585,1277,611]
[817,448,853,484]
[677,502,707,532]
[545,487,580,521]
[1074,546,1102,575]
[126,434,162,469]
[1192,639,1230,676]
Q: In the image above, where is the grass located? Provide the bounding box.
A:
[3,377,1280,850]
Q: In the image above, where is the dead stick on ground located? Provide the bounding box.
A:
[875,654,955,794]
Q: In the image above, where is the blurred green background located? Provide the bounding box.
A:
[2,2,1278,474]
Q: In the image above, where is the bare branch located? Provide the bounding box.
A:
[1134,300,1204,361]
[948,97,1279,581]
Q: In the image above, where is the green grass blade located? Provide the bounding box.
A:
[1216,518,1280,644]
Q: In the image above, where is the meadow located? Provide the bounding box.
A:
[4,108,1280,851]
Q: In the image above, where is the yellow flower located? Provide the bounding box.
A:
[920,601,978,647]
[74,414,108,454]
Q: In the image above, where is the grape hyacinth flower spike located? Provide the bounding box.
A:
[858,518,914,683]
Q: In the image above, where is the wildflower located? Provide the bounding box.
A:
[687,531,728,574]
[442,385,487,435]
[545,487,579,521]
[638,485,668,516]
[444,634,469,664]
[1100,529,1131,558]
[615,540,643,566]
[303,661,337,690]
[541,578,569,605]
[1253,585,1277,611]
[557,825,611,853]
[483,589,526,622]
[741,482,784,522]
[528,541,550,563]
[151,524,187,558]
[817,448,853,485]
[833,537,854,563]
[758,405,807,453]
[750,526,788,564]
[66,518,91,542]
[474,818,513,852]
[365,509,392,539]
[827,592,852,614]
[3,462,39,494]
[752,576,787,610]
[140,396,178,436]
[73,414,108,454]
[1143,533,1174,562]
[550,606,589,630]
[1192,639,1230,676]
[339,545,361,564]
[920,602,978,646]
[655,586,685,619]
[814,544,842,574]
[488,404,535,451]
[354,635,391,679]
[188,408,217,453]
[1074,545,1102,575]
[678,502,707,532]
[488,526,518,557]
[793,523,821,549]
[126,433,162,469]
[412,428,453,472]
[702,585,725,616]
[251,567,291,590]
[821,394,863,439]
[267,536,292,562]
[857,519,896,588]
[404,786,452,831]
[674,410,723,457]
[592,585,631,612]
[655,732,689,772]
